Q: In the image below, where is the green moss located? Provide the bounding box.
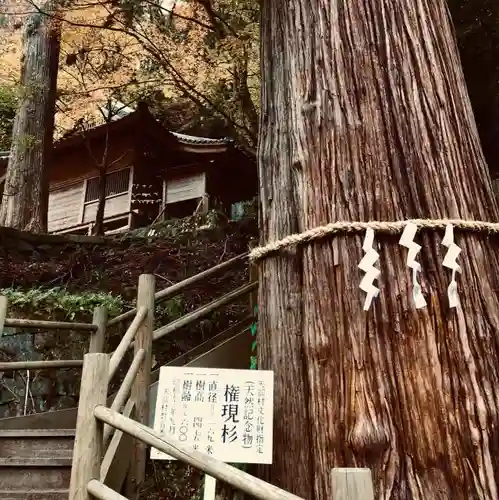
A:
[0,287,125,319]
[128,209,224,240]
[154,297,185,327]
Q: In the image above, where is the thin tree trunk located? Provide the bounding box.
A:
[197,0,259,142]
[0,1,60,232]
[87,118,111,236]
[234,53,259,138]
[258,1,499,499]
[93,166,107,235]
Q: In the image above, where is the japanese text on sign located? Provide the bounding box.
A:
[151,367,274,464]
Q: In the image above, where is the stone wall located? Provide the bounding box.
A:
[0,326,87,417]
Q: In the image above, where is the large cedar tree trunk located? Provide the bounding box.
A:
[0,2,60,232]
[258,1,499,499]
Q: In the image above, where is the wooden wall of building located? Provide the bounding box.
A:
[165,172,206,204]
[50,132,136,188]
[47,131,137,233]
[47,182,84,232]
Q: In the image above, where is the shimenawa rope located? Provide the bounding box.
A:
[249,218,499,263]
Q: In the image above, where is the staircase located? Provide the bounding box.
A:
[0,252,257,499]
[0,323,252,498]
[0,429,74,499]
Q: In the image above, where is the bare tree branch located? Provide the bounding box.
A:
[22,0,258,145]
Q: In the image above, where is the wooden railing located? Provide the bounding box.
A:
[0,300,107,371]
[70,350,306,500]
[72,352,376,500]
[0,359,84,370]
[101,253,254,497]
[1,251,261,497]
[107,251,249,327]
[67,251,260,499]
[152,281,256,342]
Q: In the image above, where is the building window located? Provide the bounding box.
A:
[85,167,131,203]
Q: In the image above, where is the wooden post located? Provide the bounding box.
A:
[89,306,107,353]
[330,468,374,500]
[125,274,155,499]
[0,295,7,337]
[69,353,109,500]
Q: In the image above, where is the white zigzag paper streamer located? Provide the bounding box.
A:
[358,228,380,311]
[441,224,461,308]
[399,222,426,309]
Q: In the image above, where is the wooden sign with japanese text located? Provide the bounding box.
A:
[151,367,274,464]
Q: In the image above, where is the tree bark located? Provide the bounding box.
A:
[258,1,499,499]
[92,128,110,236]
[93,165,107,236]
[86,108,112,236]
[0,1,60,232]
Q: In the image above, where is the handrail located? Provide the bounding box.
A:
[87,479,127,500]
[108,307,147,380]
[94,405,304,500]
[107,252,249,327]
[4,317,97,331]
[0,359,83,371]
[104,349,145,444]
[151,282,257,343]
[149,314,254,385]
[100,398,135,492]
[69,264,259,499]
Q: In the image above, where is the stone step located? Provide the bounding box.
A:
[0,457,73,466]
[0,489,69,499]
[0,429,74,459]
[0,456,72,490]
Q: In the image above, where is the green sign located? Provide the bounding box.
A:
[250,305,257,370]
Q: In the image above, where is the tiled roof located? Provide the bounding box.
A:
[102,100,233,146]
[170,131,233,146]
[0,116,236,163]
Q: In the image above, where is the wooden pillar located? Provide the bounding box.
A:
[0,295,7,337]
[89,306,107,353]
[69,353,109,500]
[125,274,155,499]
[200,193,209,216]
[330,468,374,500]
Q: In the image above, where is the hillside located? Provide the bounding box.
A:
[0,217,257,372]
[0,216,256,499]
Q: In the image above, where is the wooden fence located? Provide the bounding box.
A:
[0,251,251,373]
[0,299,106,370]
[0,252,375,499]
[71,341,375,500]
